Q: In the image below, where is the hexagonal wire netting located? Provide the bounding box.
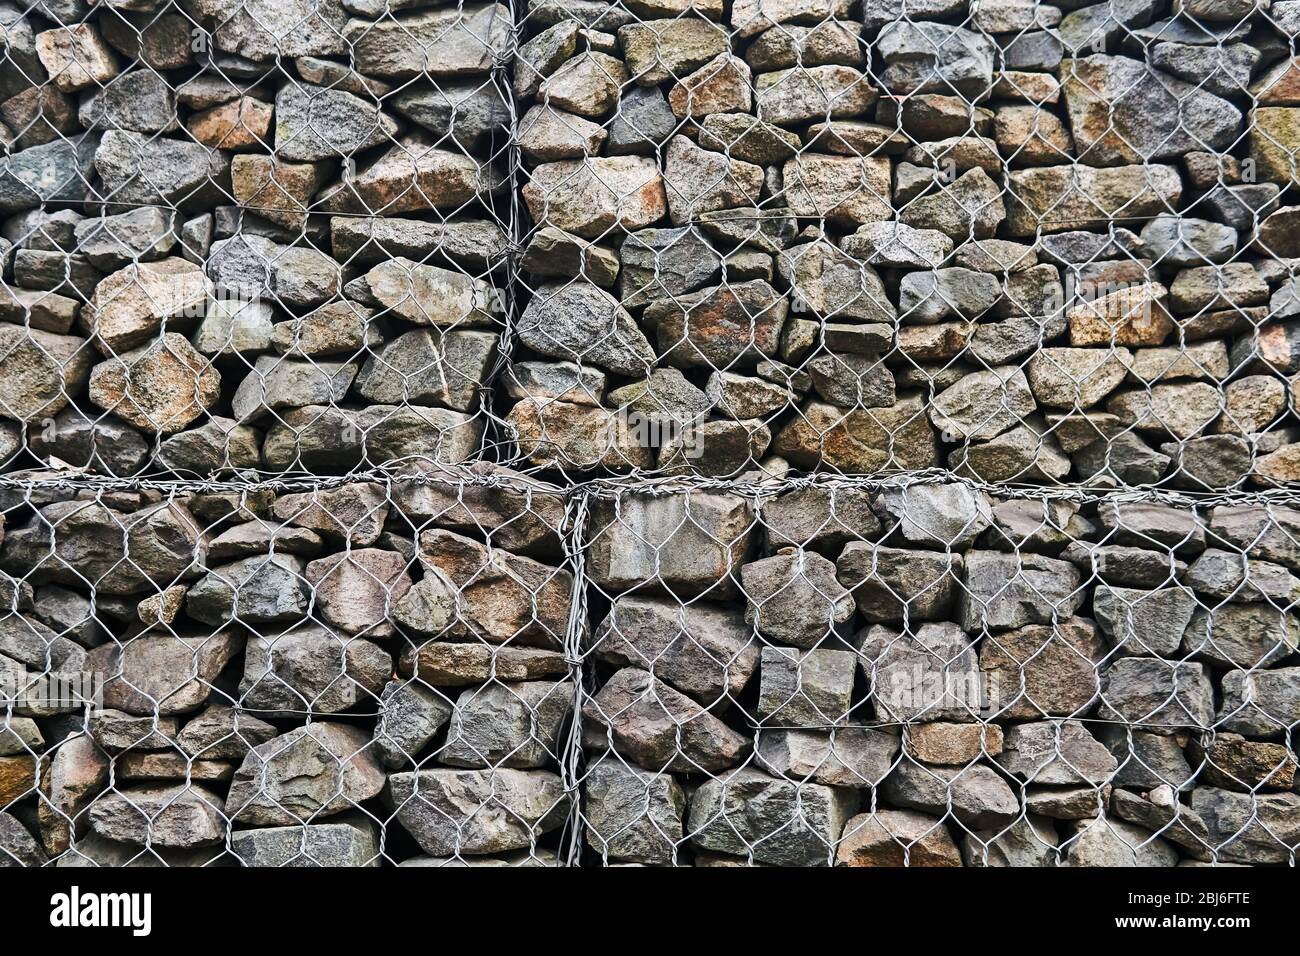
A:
[0,0,1298,867]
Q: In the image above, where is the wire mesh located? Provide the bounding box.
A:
[0,0,1296,867]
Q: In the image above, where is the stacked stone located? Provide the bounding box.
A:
[1,0,1299,872]
[0,0,513,479]
[505,0,1300,487]
[0,465,578,866]
[576,482,1300,865]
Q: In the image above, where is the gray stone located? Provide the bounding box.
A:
[1075,433,1171,485]
[207,235,339,310]
[903,167,1007,239]
[705,371,792,420]
[517,104,607,162]
[587,491,755,597]
[517,281,653,376]
[837,543,963,624]
[877,483,993,550]
[374,680,453,769]
[1093,585,1198,657]
[958,551,1084,631]
[757,646,857,726]
[1139,214,1237,268]
[231,816,380,867]
[618,226,721,309]
[605,85,677,155]
[522,155,666,239]
[962,815,1060,867]
[1098,726,1194,791]
[185,554,310,627]
[952,421,1071,483]
[79,70,176,135]
[387,461,566,557]
[876,21,994,97]
[1097,501,1207,555]
[93,131,229,213]
[73,207,176,271]
[698,113,800,165]
[304,549,412,638]
[177,705,277,761]
[87,711,178,752]
[779,240,896,325]
[344,5,512,79]
[1066,817,1179,866]
[839,222,952,269]
[742,551,855,649]
[1209,505,1300,571]
[899,270,998,327]
[155,418,263,476]
[522,228,620,287]
[1185,549,1300,605]
[504,361,607,407]
[88,784,225,848]
[763,487,879,551]
[352,257,499,328]
[38,733,108,853]
[0,499,204,595]
[698,205,799,255]
[190,298,274,358]
[330,217,507,271]
[688,767,856,866]
[391,572,462,641]
[883,761,1020,829]
[88,633,239,717]
[1217,667,1300,738]
[391,80,510,149]
[806,351,894,408]
[29,408,149,477]
[227,723,386,827]
[1188,788,1300,864]
[0,811,46,866]
[1182,603,1300,669]
[1063,54,1241,164]
[995,720,1117,786]
[582,667,748,772]
[0,717,43,758]
[582,760,685,865]
[857,622,979,722]
[619,17,727,85]
[388,768,569,856]
[354,328,495,413]
[539,51,627,118]
[756,727,899,789]
[238,624,390,714]
[0,134,100,216]
[663,134,764,225]
[755,65,877,127]
[441,680,573,769]
[931,367,1036,442]
[592,595,757,704]
[0,325,93,423]
[746,19,865,70]
[1099,658,1214,731]
[1112,786,1211,855]
[230,356,356,422]
[514,18,580,98]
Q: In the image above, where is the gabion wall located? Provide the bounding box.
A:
[0,0,1298,866]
